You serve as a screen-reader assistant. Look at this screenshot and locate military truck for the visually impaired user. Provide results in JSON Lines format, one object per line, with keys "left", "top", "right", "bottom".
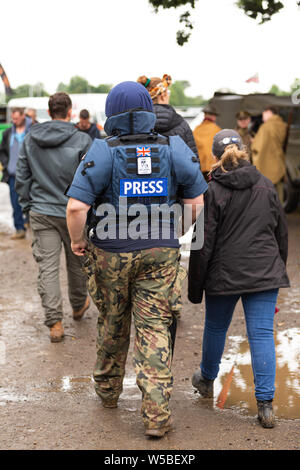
{"left": 204, "top": 93, "right": 300, "bottom": 213}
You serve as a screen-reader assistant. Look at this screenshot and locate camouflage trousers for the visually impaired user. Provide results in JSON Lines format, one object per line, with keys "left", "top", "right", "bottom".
{"left": 82, "top": 244, "right": 186, "bottom": 429}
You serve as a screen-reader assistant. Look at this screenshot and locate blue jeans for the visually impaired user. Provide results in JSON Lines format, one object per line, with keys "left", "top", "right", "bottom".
{"left": 201, "top": 289, "right": 278, "bottom": 401}
{"left": 8, "top": 175, "right": 26, "bottom": 231}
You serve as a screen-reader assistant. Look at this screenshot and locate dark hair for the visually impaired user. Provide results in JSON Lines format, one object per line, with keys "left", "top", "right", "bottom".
{"left": 264, "top": 106, "right": 278, "bottom": 115}
{"left": 11, "top": 107, "right": 25, "bottom": 115}
{"left": 48, "top": 92, "right": 72, "bottom": 119}
{"left": 79, "top": 109, "right": 89, "bottom": 119}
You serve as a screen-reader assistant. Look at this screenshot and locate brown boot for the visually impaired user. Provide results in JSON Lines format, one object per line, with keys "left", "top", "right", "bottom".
{"left": 11, "top": 230, "right": 26, "bottom": 240}
{"left": 73, "top": 297, "right": 90, "bottom": 321}
{"left": 49, "top": 321, "right": 64, "bottom": 343}
{"left": 145, "top": 417, "right": 173, "bottom": 438}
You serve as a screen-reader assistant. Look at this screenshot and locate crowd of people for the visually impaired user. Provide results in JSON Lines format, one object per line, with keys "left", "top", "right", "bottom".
{"left": 0, "top": 75, "right": 290, "bottom": 437}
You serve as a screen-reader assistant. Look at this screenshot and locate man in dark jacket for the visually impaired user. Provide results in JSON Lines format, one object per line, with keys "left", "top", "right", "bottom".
{"left": 76, "top": 109, "right": 101, "bottom": 140}
{"left": 15, "top": 92, "right": 92, "bottom": 343}
{"left": 0, "top": 108, "right": 32, "bottom": 239}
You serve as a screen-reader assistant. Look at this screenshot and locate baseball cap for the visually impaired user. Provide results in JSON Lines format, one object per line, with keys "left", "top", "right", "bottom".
{"left": 212, "top": 129, "right": 243, "bottom": 158}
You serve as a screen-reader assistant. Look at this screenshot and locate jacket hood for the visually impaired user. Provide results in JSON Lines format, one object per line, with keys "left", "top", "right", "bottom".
{"left": 153, "top": 104, "right": 182, "bottom": 132}
{"left": 105, "top": 81, "right": 153, "bottom": 118}
{"left": 104, "top": 109, "right": 156, "bottom": 136}
{"left": 30, "top": 121, "right": 77, "bottom": 148}
{"left": 211, "top": 160, "right": 261, "bottom": 189}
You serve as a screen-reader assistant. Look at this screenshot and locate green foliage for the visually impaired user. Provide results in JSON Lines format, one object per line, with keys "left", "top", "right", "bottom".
{"left": 56, "top": 76, "right": 112, "bottom": 94}
{"left": 237, "top": 1, "right": 300, "bottom": 23}
{"left": 150, "top": 0, "right": 300, "bottom": 44}
{"left": 149, "top": 0, "right": 196, "bottom": 10}
{"left": 268, "top": 84, "right": 289, "bottom": 96}
{"left": 56, "top": 82, "right": 68, "bottom": 93}
{"left": 91, "top": 84, "right": 112, "bottom": 93}
{"left": 11, "top": 82, "right": 49, "bottom": 99}
{"left": 290, "top": 78, "right": 300, "bottom": 93}
{"left": 149, "top": 0, "right": 196, "bottom": 46}
{"left": 236, "top": 0, "right": 284, "bottom": 23}
{"left": 68, "top": 76, "right": 90, "bottom": 94}
{"left": 169, "top": 80, "right": 206, "bottom": 106}
{"left": 268, "top": 78, "right": 300, "bottom": 96}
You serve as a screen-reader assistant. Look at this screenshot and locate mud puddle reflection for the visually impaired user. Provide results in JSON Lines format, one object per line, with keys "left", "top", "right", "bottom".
{"left": 210, "top": 328, "right": 300, "bottom": 419}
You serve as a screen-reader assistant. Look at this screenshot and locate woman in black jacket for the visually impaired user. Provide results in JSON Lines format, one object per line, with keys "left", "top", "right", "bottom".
{"left": 188, "top": 129, "right": 290, "bottom": 428}
{"left": 137, "top": 74, "right": 199, "bottom": 158}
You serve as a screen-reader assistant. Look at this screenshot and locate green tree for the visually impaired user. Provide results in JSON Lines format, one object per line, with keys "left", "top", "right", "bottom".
{"left": 237, "top": 0, "right": 300, "bottom": 23}
{"left": 290, "top": 78, "right": 300, "bottom": 93}
{"left": 91, "top": 84, "right": 113, "bottom": 93}
{"left": 11, "top": 82, "right": 49, "bottom": 99}
{"left": 56, "top": 82, "right": 68, "bottom": 92}
{"left": 149, "top": 0, "right": 196, "bottom": 45}
{"left": 170, "top": 80, "right": 206, "bottom": 106}
{"left": 68, "top": 76, "right": 90, "bottom": 94}
{"left": 56, "top": 77, "right": 112, "bottom": 94}
{"left": 268, "top": 84, "right": 289, "bottom": 96}
{"left": 268, "top": 78, "right": 300, "bottom": 96}
{"left": 149, "top": 0, "right": 300, "bottom": 45}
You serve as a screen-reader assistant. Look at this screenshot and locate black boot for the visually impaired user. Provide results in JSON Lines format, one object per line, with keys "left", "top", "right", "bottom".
{"left": 192, "top": 369, "right": 214, "bottom": 398}
{"left": 257, "top": 400, "right": 275, "bottom": 428}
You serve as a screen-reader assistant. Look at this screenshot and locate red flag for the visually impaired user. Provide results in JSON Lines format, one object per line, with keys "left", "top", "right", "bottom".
{"left": 246, "top": 73, "right": 259, "bottom": 84}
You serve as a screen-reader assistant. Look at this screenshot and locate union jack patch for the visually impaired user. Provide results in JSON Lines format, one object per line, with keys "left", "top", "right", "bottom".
{"left": 136, "top": 146, "right": 151, "bottom": 157}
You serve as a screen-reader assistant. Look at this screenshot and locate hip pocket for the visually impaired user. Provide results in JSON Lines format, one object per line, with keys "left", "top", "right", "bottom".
{"left": 169, "top": 262, "right": 187, "bottom": 318}
{"left": 31, "top": 234, "right": 43, "bottom": 263}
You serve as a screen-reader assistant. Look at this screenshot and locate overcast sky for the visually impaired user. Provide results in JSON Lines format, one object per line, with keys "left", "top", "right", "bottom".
{"left": 1, "top": 0, "right": 299, "bottom": 99}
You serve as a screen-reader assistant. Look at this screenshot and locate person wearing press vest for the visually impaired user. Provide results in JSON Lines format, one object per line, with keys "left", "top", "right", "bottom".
{"left": 188, "top": 129, "right": 289, "bottom": 429}
{"left": 66, "top": 81, "right": 207, "bottom": 437}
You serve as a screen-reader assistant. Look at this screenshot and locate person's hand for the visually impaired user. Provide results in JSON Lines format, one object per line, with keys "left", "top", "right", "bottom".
{"left": 71, "top": 240, "right": 88, "bottom": 256}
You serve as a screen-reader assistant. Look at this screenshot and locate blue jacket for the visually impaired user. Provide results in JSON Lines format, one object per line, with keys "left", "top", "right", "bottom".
{"left": 67, "top": 109, "right": 207, "bottom": 252}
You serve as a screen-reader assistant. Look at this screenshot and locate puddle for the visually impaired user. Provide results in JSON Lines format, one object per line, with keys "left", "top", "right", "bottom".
{"left": 278, "top": 288, "right": 300, "bottom": 315}
{"left": 0, "top": 372, "right": 141, "bottom": 408}
{"left": 193, "top": 328, "right": 300, "bottom": 420}
{"left": 0, "top": 389, "right": 33, "bottom": 406}
{"left": 47, "top": 375, "right": 141, "bottom": 400}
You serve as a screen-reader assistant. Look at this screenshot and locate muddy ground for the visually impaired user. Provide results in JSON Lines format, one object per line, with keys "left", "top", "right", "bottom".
{"left": 0, "top": 190, "right": 299, "bottom": 451}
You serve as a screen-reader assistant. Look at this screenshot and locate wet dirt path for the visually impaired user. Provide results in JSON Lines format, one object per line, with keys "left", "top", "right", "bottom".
{"left": 0, "top": 189, "right": 299, "bottom": 450}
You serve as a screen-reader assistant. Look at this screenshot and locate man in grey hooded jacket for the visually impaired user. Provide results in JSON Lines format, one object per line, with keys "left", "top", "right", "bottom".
{"left": 16, "top": 92, "right": 92, "bottom": 342}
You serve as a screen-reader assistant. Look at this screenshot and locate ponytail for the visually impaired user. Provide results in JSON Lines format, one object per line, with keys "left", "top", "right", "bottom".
{"left": 210, "top": 144, "right": 249, "bottom": 174}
